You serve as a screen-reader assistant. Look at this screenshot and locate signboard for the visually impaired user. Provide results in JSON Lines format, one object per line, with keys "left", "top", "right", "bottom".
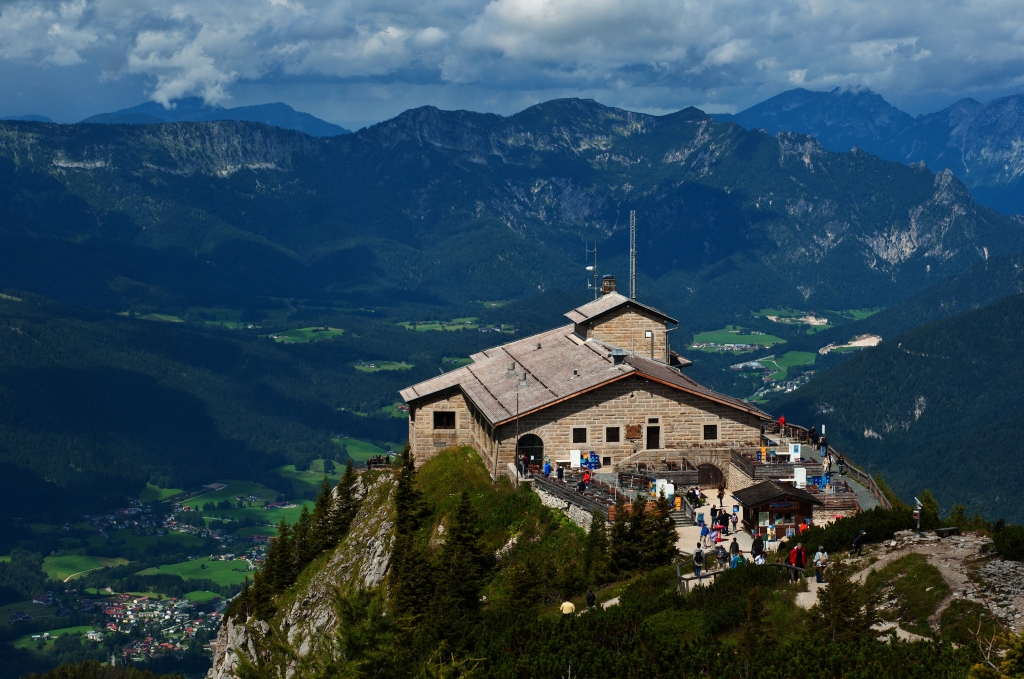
{"left": 569, "top": 450, "right": 581, "bottom": 468}
{"left": 625, "top": 424, "right": 642, "bottom": 440}
{"left": 654, "top": 479, "right": 675, "bottom": 498}
{"left": 789, "top": 443, "right": 801, "bottom": 457}
{"left": 794, "top": 467, "right": 807, "bottom": 489}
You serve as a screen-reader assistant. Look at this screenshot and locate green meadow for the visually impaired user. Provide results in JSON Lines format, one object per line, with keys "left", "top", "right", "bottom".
{"left": 273, "top": 460, "right": 343, "bottom": 497}
{"left": 334, "top": 437, "right": 389, "bottom": 463}
{"left": 13, "top": 626, "right": 96, "bottom": 651}
{"left": 139, "top": 483, "right": 184, "bottom": 503}
{"left": 42, "top": 555, "right": 128, "bottom": 581}
{"left": 266, "top": 327, "right": 345, "bottom": 343}
{"left": 352, "top": 360, "right": 413, "bottom": 373}
{"left": 381, "top": 402, "right": 410, "bottom": 418}
{"left": 758, "top": 351, "right": 816, "bottom": 381}
{"left": 83, "top": 528, "right": 204, "bottom": 552}
{"left": 0, "top": 601, "right": 58, "bottom": 627}
{"left": 692, "top": 326, "right": 785, "bottom": 348}
{"left": 398, "top": 317, "right": 479, "bottom": 332}
{"left": 137, "top": 557, "right": 252, "bottom": 587}
{"left": 180, "top": 480, "right": 311, "bottom": 524}
{"left": 184, "top": 590, "right": 224, "bottom": 603}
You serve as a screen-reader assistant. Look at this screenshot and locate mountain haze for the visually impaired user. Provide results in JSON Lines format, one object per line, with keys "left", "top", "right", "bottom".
{"left": 82, "top": 97, "right": 350, "bottom": 137}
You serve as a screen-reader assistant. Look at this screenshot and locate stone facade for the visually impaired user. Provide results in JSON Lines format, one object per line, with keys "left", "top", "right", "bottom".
{"left": 577, "top": 306, "right": 669, "bottom": 362}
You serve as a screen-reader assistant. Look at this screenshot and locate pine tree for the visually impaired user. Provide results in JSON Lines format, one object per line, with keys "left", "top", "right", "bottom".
{"left": 294, "top": 504, "right": 314, "bottom": 569}
{"left": 389, "top": 445, "right": 433, "bottom": 623}
{"left": 807, "top": 561, "right": 876, "bottom": 643}
{"left": 583, "top": 509, "right": 611, "bottom": 586}
{"left": 609, "top": 493, "right": 635, "bottom": 574}
{"left": 266, "top": 518, "right": 296, "bottom": 592}
{"left": 640, "top": 491, "right": 679, "bottom": 569}
{"left": 310, "top": 476, "right": 335, "bottom": 553}
{"left": 331, "top": 459, "right": 359, "bottom": 541}
{"left": 249, "top": 569, "right": 276, "bottom": 621}
{"left": 427, "top": 491, "right": 489, "bottom": 648}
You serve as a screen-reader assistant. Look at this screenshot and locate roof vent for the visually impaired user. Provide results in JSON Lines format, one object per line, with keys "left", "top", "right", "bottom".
{"left": 572, "top": 368, "right": 579, "bottom": 378}
{"left": 610, "top": 348, "right": 628, "bottom": 365}
{"left": 506, "top": 361, "right": 516, "bottom": 378}
{"left": 537, "top": 342, "right": 542, "bottom": 350}
{"left": 601, "top": 275, "right": 617, "bottom": 296}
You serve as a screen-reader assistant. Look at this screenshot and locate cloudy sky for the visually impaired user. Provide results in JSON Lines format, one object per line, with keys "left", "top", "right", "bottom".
{"left": 2, "top": 0, "right": 1024, "bottom": 129}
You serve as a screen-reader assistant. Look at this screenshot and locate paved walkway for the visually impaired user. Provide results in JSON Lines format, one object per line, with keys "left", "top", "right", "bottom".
{"left": 844, "top": 474, "right": 880, "bottom": 511}
{"left": 674, "top": 488, "right": 760, "bottom": 558}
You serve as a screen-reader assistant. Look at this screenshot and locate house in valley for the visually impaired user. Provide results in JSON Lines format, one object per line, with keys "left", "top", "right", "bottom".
{"left": 400, "top": 276, "right": 772, "bottom": 488}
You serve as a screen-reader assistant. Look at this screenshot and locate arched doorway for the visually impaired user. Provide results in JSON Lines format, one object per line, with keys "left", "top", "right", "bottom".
{"left": 517, "top": 434, "right": 544, "bottom": 466}
{"left": 698, "top": 464, "right": 724, "bottom": 488}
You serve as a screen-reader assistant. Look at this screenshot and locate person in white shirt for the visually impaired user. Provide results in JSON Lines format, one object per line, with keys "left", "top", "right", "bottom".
{"left": 813, "top": 545, "right": 829, "bottom": 583}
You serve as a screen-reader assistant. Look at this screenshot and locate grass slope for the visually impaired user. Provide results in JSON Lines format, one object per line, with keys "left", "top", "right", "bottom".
{"left": 137, "top": 557, "right": 252, "bottom": 586}
{"left": 42, "top": 555, "right": 128, "bottom": 581}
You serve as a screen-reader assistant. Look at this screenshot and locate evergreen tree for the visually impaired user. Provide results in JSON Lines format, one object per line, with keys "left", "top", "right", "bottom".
{"left": 266, "top": 518, "right": 296, "bottom": 592}
{"left": 310, "top": 476, "right": 335, "bottom": 553}
{"left": 389, "top": 446, "right": 433, "bottom": 623}
{"left": 249, "top": 569, "right": 276, "bottom": 621}
{"left": 427, "top": 491, "right": 489, "bottom": 649}
{"left": 640, "top": 491, "right": 678, "bottom": 569}
{"left": 583, "top": 509, "right": 611, "bottom": 586}
{"left": 331, "top": 459, "right": 359, "bottom": 540}
{"left": 608, "top": 493, "right": 635, "bottom": 574}
{"left": 322, "top": 458, "right": 336, "bottom": 474}
{"left": 807, "top": 561, "right": 876, "bottom": 643}
{"left": 294, "top": 504, "right": 314, "bottom": 569}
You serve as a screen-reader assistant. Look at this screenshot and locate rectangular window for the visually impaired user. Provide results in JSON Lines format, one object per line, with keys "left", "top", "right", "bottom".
{"left": 602, "top": 456, "right": 612, "bottom": 466}
{"left": 572, "top": 427, "right": 587, "bottom": 444}
{"left": 648, "top": 417, "right": 659, "bottom": 424}
{"left": 433, "top": 411, "right": 455, "bottom": 429}
{"left": 605, "top": 426, "right": 621, "bottom": 443}
{"left": 703, "top": 424, "right": 719, "bottom": 441}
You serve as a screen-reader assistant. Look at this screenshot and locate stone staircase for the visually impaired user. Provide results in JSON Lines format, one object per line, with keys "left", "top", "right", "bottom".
{"left": 670, "top": 510, "right": 694, "bottom": 527}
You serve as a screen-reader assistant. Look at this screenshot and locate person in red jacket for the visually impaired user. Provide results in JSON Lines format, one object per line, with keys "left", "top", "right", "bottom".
{"left": 778, "top": 415, "right": 786, "bottom": 429}
{"left": 788, "top": 543, "right": 807, "bottom": 582}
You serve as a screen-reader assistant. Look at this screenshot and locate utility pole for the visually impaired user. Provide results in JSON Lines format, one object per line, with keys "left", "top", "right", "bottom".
{"left": 629, "top": 210, "right": 637, "bottom": 300}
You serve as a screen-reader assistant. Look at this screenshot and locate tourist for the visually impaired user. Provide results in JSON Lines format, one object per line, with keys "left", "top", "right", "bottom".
{"left": 729, "top": 537, "right": 740, "bottom": 558}
{"left": 715, "top": 544, "right": 730, "bottom": 569}
{"left": 838, "top": 454, "right": 846, "bottom": 475}
{"left": 693, "top": 543, "right": 705, "bottom": 577}
{"left": 813, "top": 545, "right": 828, "bottom": 583}
{"left": 819, "top": 435, "right": 828, "bottom": 457}
{"left": 710, "top": 504, "right": 719, "bottom": 523}
{"left": 850, "top": 530, "right": 867, "bottom": 557}
{"left": 557, "top": 465, "right": 564, "bottom": 482}
{"left": 730, "top": 512, "right": 738, "bottom": 534}
{"left": 543, "top": 459, "right": 551, "bottom": 477}
{"left": 586, "top": 590, "right": 596, "bottom": 611}
{"left": 778, "top": 415, "right": 786, "bottom": 429}
{"left": 583, "top": 470, "right": 591, "bottom": 485}
{"left": 576, "top": 479, "right": 587, "bottom": 493}
{"left": 809, "top": 426, "right": 818, "bottom": 445}
{"left": 731, "top": 550, "right": 746, "bottom": 568}
{"left": 717, "top": 485, "right": 726, "bottom": 509}
{"left": 560, "top": 600, "right": 575, "bottom": 617}
{"left": 788, "top": 543, "right": 807, "bottom": 581}
{"left": 751, "top": 534, "right": 765, "bottom": 561}
{"left": 700, "top": 522, "right": 710, "bottom": 547}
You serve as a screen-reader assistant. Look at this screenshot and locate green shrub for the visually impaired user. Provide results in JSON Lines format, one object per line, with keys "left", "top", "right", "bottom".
{"left": 779, "top": 507, "right": 915, "bottom": 556}
{"left": 994, "top": 524, "right": 1024, "bottom": 560}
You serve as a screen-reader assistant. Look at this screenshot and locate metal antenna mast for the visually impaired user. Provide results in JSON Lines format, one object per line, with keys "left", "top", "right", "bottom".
{"left": 629, "top": 210, "right": 637, "bottom": 299}
{"left": 585, "top": 242, "right": 598, "bottom": 300}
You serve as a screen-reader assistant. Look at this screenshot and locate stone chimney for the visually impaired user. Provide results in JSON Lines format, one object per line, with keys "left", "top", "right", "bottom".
{"left": 601, "top": 275, "right": 617, "bottom": 296}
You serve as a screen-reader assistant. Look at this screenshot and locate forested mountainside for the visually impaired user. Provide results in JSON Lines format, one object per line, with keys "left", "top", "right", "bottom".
{"left": 772, "top": 291, "right": 1024, "bottom": 523}
{"left": 0, "top": 291, "right": 520, "bottom": 518}
{"left": 718, "top": 87, "right": 1024, "bottom": 216}
{"left": 0, "top": 98, "right": 1019, "bottom": 336}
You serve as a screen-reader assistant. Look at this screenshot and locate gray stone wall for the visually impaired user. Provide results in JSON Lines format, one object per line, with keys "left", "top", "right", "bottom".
{"left": 533, "top": 485, "right": 594, "bottom": 531}
{"left": 579, "top": 307, "right": 669, "bottom": 362}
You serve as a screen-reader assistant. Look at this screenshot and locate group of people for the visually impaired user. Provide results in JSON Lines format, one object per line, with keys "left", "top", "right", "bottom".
{"left": 699, "top": 507, "right": 738, "bottom": 546}
{"left": 784, "top": 543, "right": 830, "bottom": 582}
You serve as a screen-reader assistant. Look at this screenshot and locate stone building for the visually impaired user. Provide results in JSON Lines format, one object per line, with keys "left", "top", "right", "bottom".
{"left": 400, "top": 277, "right": 772, "bottom": 488}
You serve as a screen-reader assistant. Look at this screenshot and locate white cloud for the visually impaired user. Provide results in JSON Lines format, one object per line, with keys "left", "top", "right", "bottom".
{"left": 1, "top": 0, "right": 1024, "bottom": 115}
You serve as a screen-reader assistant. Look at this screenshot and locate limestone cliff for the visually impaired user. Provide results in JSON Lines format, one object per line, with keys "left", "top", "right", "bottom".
{"left": 207, "top": 471, "right": 397, "bottom": 679}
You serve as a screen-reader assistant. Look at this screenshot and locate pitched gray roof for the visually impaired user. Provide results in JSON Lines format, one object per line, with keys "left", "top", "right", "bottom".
{"left": 732, "top": 480, "right": 823, "bottom": 507}
{"left": 400, "top": 325, "right": 770, "bottom": 426}
{"left": 564, "top": 292, "right": 678, "bottom": 325}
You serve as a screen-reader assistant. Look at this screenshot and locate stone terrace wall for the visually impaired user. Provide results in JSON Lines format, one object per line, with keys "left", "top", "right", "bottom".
{"left": 581, "top": 307, "right": 668, "bottom": 362}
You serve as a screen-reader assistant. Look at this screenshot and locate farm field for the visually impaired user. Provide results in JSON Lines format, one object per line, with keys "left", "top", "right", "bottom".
{"left": 692, "top": 326, "right": 785, "bottom": 348}
{"left": 13, "top": 626, "right": 95, "bottom": 651}
{"left": 442, "top": 357, "right": 473, "bottom": 370}
{"left": 0, "top": 554, "right": 8, "bottom": 562}
{"left": 352, "top": 360, "right": 413, "bottom": 373}
{"left": 334, "top": 437, "right": 390, "bottom": 463}
{"left": 180, "top": 481, "right": 277, "bottom": 511}
{"left": 398, "top": 317, "right": 479, "bottom": 332}
{"left": 273, "top": 461, "right": 343, "bottom": 498}
{"left": 84, "top": 528, "right": 204, "bottom": 552}
{"left": 136, "top": 557, "right": 252, "bottom": 587}
{"left": 0, "top": 600, "right": 57, "bottom": 627}
{"left": 42, "top": 555, "right": 128, "bottom": 581}
{"left": 759, "top": 351, "right": 816, "bottom": 381}
{"left": 139, "top": 483, "right": 184, "bottom": 503}
{"left": 266, "top": 327, "right": 344, "bottom": 343}
{"left": 185, "top": 590, "right": 224, "bottom": 603}
{"left": 381, "top": 402, "right": 410, "bottom": 418}
{"left": 236, "top": 525, "right": 277, "bottom": 538}
{"left": 117, "top": 312, "right": 183, "bottom": 323}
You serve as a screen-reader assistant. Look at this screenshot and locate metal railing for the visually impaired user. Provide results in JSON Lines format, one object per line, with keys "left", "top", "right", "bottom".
{"left": 531, "top": 475, "right": 611, "bottom": 519}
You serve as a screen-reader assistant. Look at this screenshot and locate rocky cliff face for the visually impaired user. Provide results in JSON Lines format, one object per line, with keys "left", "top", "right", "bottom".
{"left": 207, "top": 472, "right": 396, "bottom": 679}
